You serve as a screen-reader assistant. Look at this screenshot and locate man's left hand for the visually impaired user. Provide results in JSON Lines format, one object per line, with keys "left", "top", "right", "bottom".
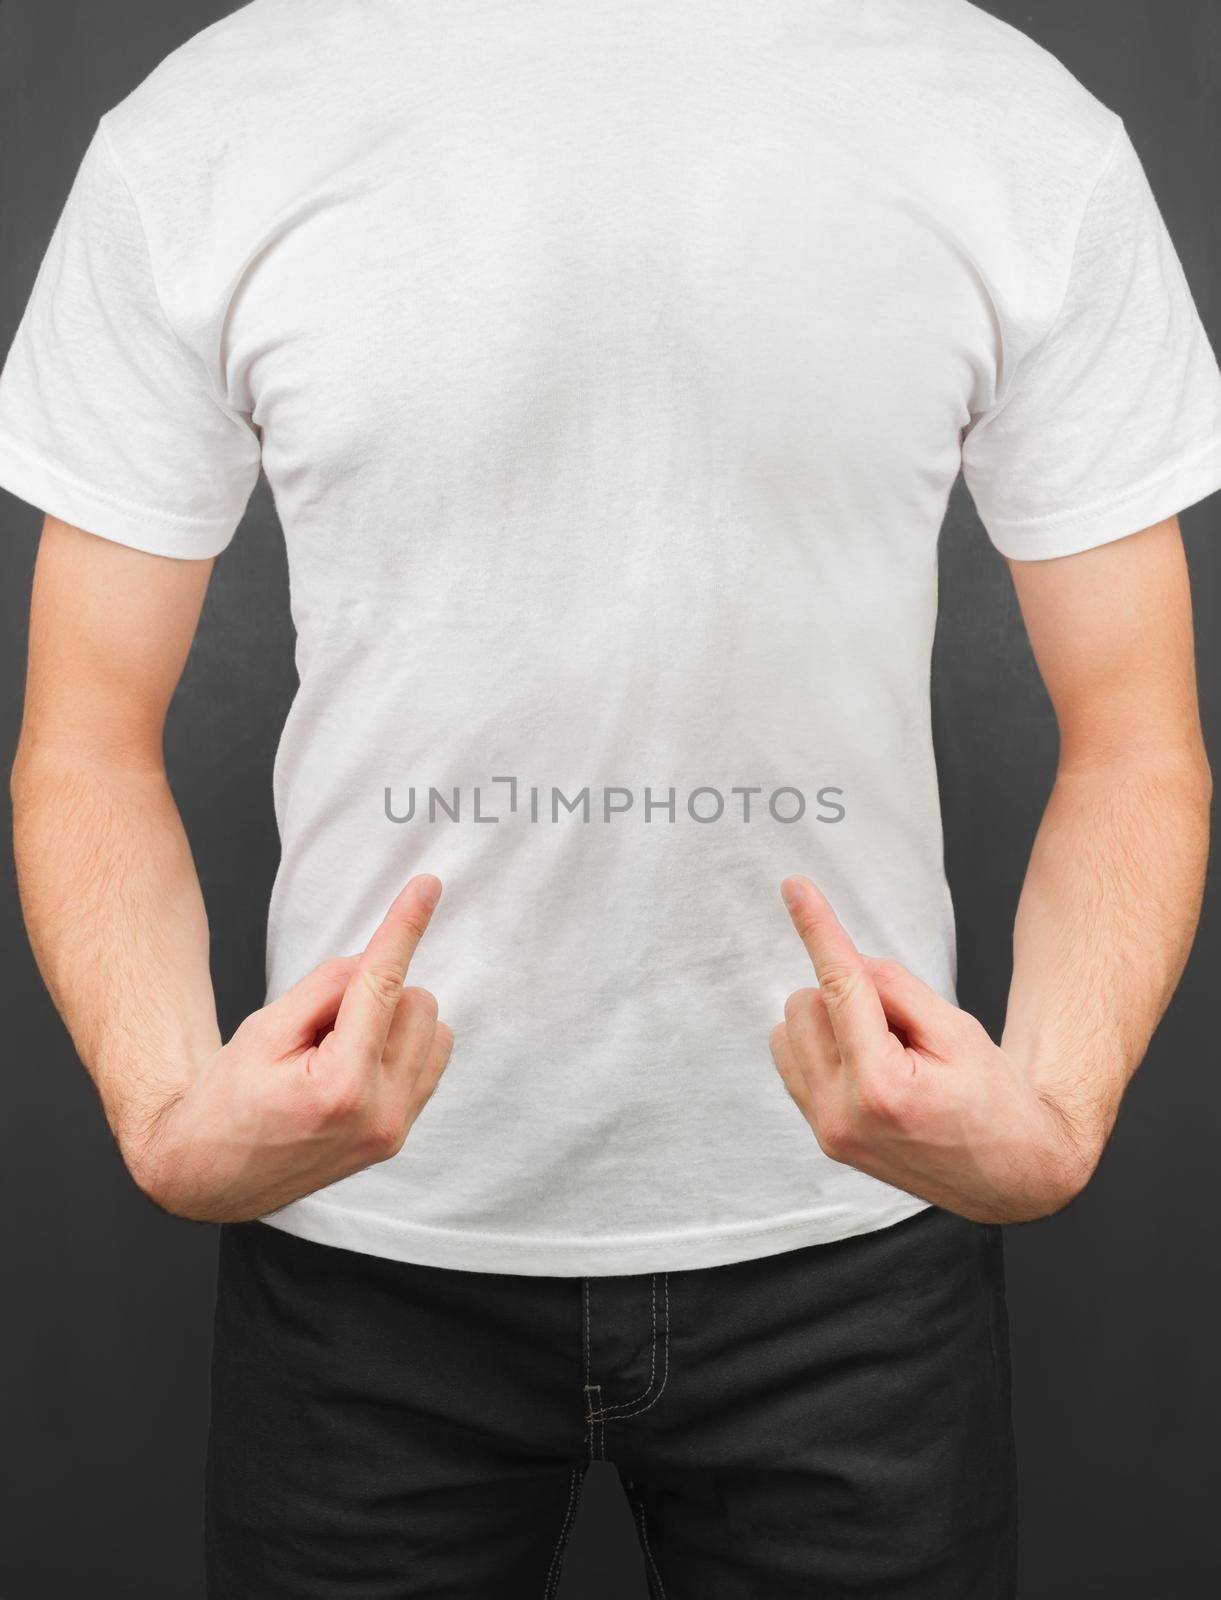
{"left": 769, "top": 876, "right": 1096, "bottom": 1224}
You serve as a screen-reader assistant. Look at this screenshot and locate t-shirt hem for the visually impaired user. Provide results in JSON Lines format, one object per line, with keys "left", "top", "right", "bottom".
{"left": 984, "top": 432, "right": 1221, "bottom": 561}
{"left": 0, "top": 427, "right": 236, "bottom": 558}
{"left": 258, "top": 1190, "right": 934, "bottom": 1277}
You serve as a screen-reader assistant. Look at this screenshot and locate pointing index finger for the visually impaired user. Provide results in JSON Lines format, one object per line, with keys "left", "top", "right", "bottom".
{"left": 335, "top": 874, "right": 442, "bottom": 1058}
{"left": 781, "top": 876, "right": 889, "bottom": 1060}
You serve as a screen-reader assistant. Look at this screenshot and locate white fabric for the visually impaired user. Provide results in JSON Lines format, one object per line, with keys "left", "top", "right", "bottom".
{"left": 2, "top": 0, "right": 1219, "bottom": 1275}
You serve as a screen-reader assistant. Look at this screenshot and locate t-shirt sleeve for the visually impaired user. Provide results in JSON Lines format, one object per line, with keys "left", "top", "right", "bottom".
{"left": 0, "top": 118, "right": 261, "bottom": 558}
{"left": 961, "top": 122, "right": 1221, "bottom": 561}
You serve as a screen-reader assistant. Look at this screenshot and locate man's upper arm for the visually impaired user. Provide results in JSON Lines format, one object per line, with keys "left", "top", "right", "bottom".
{"left": 1006, "top": 516, "right": 1208, "bottom": 775}
{"left": 19, "top": 515, "right": 213, "bottom": 770}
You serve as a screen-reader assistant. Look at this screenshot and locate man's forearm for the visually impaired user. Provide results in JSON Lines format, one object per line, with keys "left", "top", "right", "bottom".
{"left": 11, "top": 743, "right": 220, "bottom": 1174}
{"left": 1001, "top": 746, "right": 1212, "bottom": 1169}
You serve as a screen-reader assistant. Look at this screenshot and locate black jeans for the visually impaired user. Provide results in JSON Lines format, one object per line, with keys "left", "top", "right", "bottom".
{"left": 206, "top": 1207, "right": 1016, "bottom": 1598}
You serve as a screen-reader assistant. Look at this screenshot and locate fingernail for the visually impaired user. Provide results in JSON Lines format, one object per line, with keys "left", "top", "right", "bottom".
{"left": 780, "top": 877, "right": 803, "bottom": 909}
{"left": 416, "top": 874, "right": 442, "bottom": 909}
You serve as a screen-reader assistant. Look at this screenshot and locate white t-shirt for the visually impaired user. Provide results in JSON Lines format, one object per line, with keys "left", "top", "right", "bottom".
{"left": 2, "top": 0, "right": 1220, "bottom": 1276}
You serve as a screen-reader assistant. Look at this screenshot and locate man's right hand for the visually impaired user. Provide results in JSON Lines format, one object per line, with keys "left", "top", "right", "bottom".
{"left": 131, "top": 874, "right": 453, "bottom": 1223}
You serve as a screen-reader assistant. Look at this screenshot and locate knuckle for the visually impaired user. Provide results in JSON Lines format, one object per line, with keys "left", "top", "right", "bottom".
{"left": 783, "top": 988, "right": 818, "bottom": 1022}
{"left": 816, "top": 964, "right": 864, "bottom": 1009}
{"left": 433, "top": 1021, "right": 454, "bottom": 1056}
{"left": 949, "top": 1008, "right": 985, "bottom": 1047}
{"left": 856, "top": 1071, "right": 902, "bottom": 1125}
{"left": 365, "top": 1107, "right": 409, "bottom": 1160}
{"left": 868, "top": 958, "right": 906, "bottom": 988}
{"left": 314, "top": 956, "right": 356, "bottom": 987}
{"left": 400, "top": 986, "right": 438, "bottom": 1021}
{"left": 815, "top": 1112, "right": 855, "bottom": 1162}
{"left": 312, "top": 1072, "right": 367, "bottom": 1126}
{"left": 358, "top": 960, "right": 405, "bottom": 1009}
{"left": 232, "top": 1010, "right": 270, "bottom": 1048}
{"left": 770, "top": 1027, "right": 797, "bottom": 1081}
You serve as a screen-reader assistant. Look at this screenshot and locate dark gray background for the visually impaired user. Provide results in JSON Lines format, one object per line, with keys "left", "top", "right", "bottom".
{"left": 1, "top": 2, "right": 1217, "bottom": 1595}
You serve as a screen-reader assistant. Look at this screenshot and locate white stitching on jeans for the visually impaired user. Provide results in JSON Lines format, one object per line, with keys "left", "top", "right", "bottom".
{"left": 582, "top": 1278, "right": 598, "bottom": 1460}
{"left": 590, "top": 1274, "right": 660, "bottom": 1420}
{"left": 583, "top": 1382, "right": 605, "bottom": 1460}
{"left": 542, "top": 1466, "right": 583, "bottom": 1599}
{"left": 632, "top": 1492, "right": 668, "bottom": 1599}
{"left": 594, "top": 1274, "right": 671, "bottom": 1425}
{"left": 582, "top": 1278, "right": 591, "bottom": 1391}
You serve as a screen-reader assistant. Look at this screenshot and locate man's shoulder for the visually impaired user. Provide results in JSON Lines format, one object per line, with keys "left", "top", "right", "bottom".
{"left": 849, "top": 0, "right": 1122, "bottom": 240}
{"left": 922, "top": 0, "right": 1117, "bottom": 147}
{"left": 91, "top": 0, "right": 375, "bottom": 263}
{"left": 99, "top": 0, "right": 356, "bottom": 179}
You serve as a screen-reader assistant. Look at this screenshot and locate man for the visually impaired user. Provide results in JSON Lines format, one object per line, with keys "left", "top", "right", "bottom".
{"left": 2, "top": 0, "right": 1218, "bottom": 1594}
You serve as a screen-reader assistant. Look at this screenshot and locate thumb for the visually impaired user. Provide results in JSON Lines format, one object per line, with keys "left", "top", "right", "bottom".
{"left": 865, "top": 957, "right": 968, "bottom": 1058}
{"left": 255, "top": 956, "right": 360, "bottom": 1055}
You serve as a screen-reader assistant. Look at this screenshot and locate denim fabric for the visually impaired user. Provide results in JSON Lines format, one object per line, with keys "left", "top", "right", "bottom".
{"left": 206, "top": 1206, "right": 1015, "bottom": 1598}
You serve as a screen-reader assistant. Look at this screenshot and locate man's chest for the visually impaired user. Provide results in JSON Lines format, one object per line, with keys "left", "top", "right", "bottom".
{"left": 218, "top": 151, "right": 990, "bottom": 551}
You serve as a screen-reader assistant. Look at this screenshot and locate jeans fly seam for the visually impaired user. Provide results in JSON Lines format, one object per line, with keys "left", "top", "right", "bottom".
{"left": 589, "top": 1273, "right": 660, "bottom": 1421}
{"left": 597, "top": 1274, "right": 671, "bottom": 1429}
